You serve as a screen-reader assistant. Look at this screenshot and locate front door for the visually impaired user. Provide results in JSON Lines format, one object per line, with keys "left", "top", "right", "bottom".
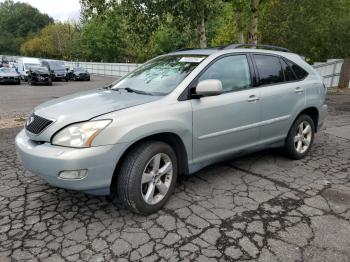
{"left": 191, "top": 54, "right": 261, "bottom": 163}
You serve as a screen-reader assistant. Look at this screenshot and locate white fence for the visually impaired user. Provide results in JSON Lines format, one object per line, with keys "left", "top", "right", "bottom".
{"left": 313, "top": 59, "right": 346, "bottom": 88}
{"left": 65, "top": 61, "right": 141, "bottom": 78}
{"left": 67, "top": 59, "right": 348, "bottom": 88}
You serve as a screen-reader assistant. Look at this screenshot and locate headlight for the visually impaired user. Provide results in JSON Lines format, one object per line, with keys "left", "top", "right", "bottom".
{"left": 52, "top": 120, "right": 111, "bottom": 148}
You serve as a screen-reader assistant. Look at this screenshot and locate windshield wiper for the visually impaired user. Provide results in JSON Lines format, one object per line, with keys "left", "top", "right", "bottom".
{"left": 124, "top": 87, "right": 153, "bottom": 96}
{"left": 103, "top": 83, "right": 114, "bottom": 89}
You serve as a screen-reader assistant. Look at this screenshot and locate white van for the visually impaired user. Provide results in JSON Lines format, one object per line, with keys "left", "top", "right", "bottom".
{"left": 17, "top": 57, "right": 41, "bottom": 81}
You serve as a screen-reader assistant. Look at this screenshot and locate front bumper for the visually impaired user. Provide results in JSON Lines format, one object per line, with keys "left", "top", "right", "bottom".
{"left": 15, "top": 129, "right": 129, "bottom": 195}
{"left": 53, "top": 74, "right": 67, "bottom": 81}
{"left": 75, "top": 74, "right": 90, "bottom": 80}
{"left": 0, "top": 78, "right": 20, "bottom": 83}
{"left": 33, "top": 77, "right": 50, "bottom": 84}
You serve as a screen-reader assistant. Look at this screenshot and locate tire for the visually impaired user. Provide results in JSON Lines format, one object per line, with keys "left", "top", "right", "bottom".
{"left": 17, "top": 79, "right": 21, "bottom": 85}
{"left": 284, "top": 114, "right": 315, "bottom": 160}
{"left": 117, "top": 141, "right": 178, "bottom": 214}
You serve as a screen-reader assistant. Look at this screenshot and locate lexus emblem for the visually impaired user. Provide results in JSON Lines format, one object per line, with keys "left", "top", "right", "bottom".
{"left": 27, "top": 116, "right": 34, "bottom": 126}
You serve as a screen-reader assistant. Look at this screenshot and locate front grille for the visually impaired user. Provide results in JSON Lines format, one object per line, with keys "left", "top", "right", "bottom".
{"left": 25, "top": 114, "right": 53, "bottom": 134}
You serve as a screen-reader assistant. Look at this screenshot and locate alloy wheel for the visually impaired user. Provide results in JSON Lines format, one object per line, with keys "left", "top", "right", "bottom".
{"left": 294, "top": 121, "right": 312, "bottom": 154}
{"left": 141, "top": 153, "right": 173, "bottom": 205}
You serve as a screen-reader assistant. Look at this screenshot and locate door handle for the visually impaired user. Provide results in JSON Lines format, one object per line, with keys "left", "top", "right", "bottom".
{"left": 247, "top": 95, "right": 260, "bottom": 102}
{"left": 295, "top": 87, "right": 304, "bottom": 93}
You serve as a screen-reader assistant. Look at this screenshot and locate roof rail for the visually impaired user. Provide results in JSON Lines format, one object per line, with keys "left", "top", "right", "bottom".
{"left": 174, "top": 48, "right": 198, "bottom": 52}
{"left": 220, "top": 44, "right": 291, "bottom": 53}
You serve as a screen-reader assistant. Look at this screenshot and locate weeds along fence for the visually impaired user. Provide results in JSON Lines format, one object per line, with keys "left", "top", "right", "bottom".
{"left": 66, "top": 59, "right": 348, "bottom": 88}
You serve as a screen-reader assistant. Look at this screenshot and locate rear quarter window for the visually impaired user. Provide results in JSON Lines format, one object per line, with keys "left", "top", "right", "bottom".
{"left": 286, "top": 60, "right": 308, "bottom": 80}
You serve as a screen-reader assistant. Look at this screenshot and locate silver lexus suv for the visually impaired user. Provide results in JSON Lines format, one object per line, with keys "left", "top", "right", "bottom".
{"left": 16, "top": 44, "right": 327, "bottom": 214}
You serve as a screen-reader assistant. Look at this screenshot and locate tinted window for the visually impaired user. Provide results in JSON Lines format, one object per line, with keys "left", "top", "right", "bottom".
{"left": 198, "top": 55, "right": 251, "bottom": 92}
{"left": 254, "top": 55, "right": 284, "bottom": 85}
{"left": 286, "top": 60, "right": 308, "bottom": 80}
{"left": 280, "top": 59, "right": 296, "bottom": 81}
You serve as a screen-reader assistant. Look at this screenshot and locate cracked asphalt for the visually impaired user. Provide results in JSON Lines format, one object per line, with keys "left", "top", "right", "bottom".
{"left": 0, "top": 83, "right": 350, "bottom": 261}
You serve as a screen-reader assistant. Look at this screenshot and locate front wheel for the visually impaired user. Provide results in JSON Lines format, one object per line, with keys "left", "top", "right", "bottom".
{"left": 284, "top": 114, "right": 315, "bottom": 160}
{"left": 117, "top": 141, "right": 178, "bottom": 214}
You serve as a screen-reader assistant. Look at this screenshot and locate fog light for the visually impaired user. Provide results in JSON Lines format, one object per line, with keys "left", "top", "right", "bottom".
{"left": 58, "top": 169, "right": 88, "bottom": 180}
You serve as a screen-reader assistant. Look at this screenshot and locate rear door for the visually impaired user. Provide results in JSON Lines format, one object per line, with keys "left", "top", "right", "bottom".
{"left": 191, "top": 54, "right": 261, "bottom": 163}
{"left": 253, "top": 54, "right": 306, "bottom": 143}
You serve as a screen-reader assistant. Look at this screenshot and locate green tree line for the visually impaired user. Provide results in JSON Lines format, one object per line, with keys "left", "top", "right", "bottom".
{"left": 1, "top": 0, "right": 349, "bottom": 63}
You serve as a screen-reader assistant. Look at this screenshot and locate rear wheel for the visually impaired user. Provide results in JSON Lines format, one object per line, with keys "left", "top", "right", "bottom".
{"left": 284, "top": 114, "right": 315, "bottom": 159}
{"left": 117, "top": 141, "right": 177, "bottom": 214}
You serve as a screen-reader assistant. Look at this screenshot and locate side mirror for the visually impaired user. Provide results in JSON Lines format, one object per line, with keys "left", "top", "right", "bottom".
{"left": 195, "top": 79, "right": 223, "bottom": 97}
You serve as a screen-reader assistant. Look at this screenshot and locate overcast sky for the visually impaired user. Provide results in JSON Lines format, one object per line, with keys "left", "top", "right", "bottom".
{"left": 1, "top": 0, "right": 81, "bottom": 21}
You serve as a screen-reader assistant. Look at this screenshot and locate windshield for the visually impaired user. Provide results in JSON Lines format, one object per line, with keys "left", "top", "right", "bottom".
{"left": 111, "top": 55, "right": 207, "bottom": 95}
{"left": 24, "top": 63, "right": 40, "bottom": 70}
{"left": 74, "top": 67, "right": 86, "bottom": 73}
{"left": 48, "top": 61, "right": 65, "bottom": 70}
{"left": 0, "top": 67, "right": 16, "bottom": 73}
{"left": 31, "top": 67, "right": 49, "bottom": 74}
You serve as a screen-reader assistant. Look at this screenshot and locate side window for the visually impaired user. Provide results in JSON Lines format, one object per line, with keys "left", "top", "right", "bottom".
{"left": 286, "top": 60, "right": 308, "bottom": 80}
{"left": 280, "top": 58, "right": 296, "bottom": 81}
{"left": 198, "top": 55, "right": 251, "bottom": 92}
{"left": 254, "top": 54, "right": 284, "bottom": 85}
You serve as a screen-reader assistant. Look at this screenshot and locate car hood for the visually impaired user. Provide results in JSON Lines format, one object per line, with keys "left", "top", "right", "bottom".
{"left": 35, "top": 88, "right": 161, "bottom": 122}
{"left": 29, "top": 88, "right": 162, "bottom": 141}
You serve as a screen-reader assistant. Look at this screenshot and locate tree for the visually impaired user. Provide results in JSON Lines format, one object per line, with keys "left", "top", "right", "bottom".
{"left": 76, "top": 10, "right": 125, "bottom": 62}
{"left": 21, "top": 23, "right": 77, "bottom": 60}
{"left": 259, "top": 0, "right": 350, "bottom": 62}
{"left": 339, "top": 59, "right": 350, "bottom": 89}
{"left": 209, "top": 3, "right": 239, "bottom": 46}
{"left": 247, "top": 0, "right": 259, "bottom": 44}
{"left": 234, "top": 0, "right": 246, "bottom": 44}
{"left": 0, "top": 0, "right": 53, "bottom": 55}
{"left": 119, "top": 0, "right": 222, "bottom": 48}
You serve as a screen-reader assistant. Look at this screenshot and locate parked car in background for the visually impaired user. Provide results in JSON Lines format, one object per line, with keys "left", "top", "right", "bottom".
{"left": 0, "top": 67, "right": 20, "bottom": 84}
{"left": 28, "top": 66, "right": 52, "bottom": 86}
{"left": 16, "top": 44, "right": 327, "bottom": 214}
{"left": 41, "top": 59, "right": 68, "bottom": 82}
{"left": 68, "top": 67, "right": 91, "bottom": 81}
{"left": 18, "top": 57, "right": 41, "bottom": 81}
